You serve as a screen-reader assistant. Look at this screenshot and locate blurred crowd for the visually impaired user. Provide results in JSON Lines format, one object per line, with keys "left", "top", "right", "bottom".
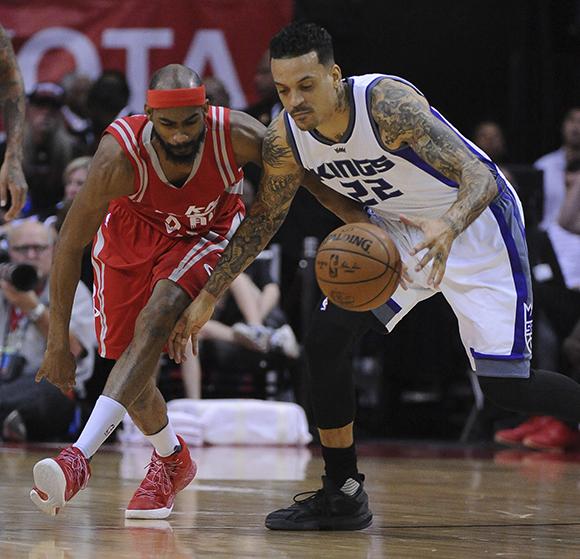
{"left": 0, "top": 50, "right": 579, "bottom": 453}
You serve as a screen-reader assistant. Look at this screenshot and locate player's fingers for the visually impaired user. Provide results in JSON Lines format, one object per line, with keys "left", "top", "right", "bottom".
{"left": 191, "top": 334, "right": 199, "bottom": 357}
{"left": 168, "top": 319, "right": 186, "bottom": 361}
{"left": 433, "top": 259, "right": 448, "bottom": 289}
{"left": 409, "top": 238, "right": 431, "bottom": 256}
{"left": 399, "top": 214, "right": 422, "bottom": 229}
{"left": 176, "top": 328, "right": 191, "bottom": 363}
{"left": 167, "top": 336, "right": 175, "bottom": 361}
{"left": 427, "top": 261, "right": 438, "bottom": 286}
{"left": 415, "top": 247, "right": 436, "bottom": 271}
{"left": 427, "top": 252, "right": 448, "bottom": 287}
{"left": 35, "top": 369, "right": 45, "bottom": 383}
{"left": 172, "top": 336, "right": 184, "bottom": 364}
{"left": 5, "top": 185, "right": 23, "bottom": 220}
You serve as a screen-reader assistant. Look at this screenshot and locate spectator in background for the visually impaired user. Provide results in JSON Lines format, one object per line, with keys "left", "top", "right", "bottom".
{"left": 86, "top": 70, "right": 130, "bottom": 153}
{"left": 0, "top": 220, "right": 95, "bottom": 442}
{"left": 536, "top": 107, "right": 580, "bottom": 230}
{"left": 558, "top": 164, "right": 580, "bottom": 382}
{"left": 246, "top": 50, "right": 282, "bottom": 126}
{"left": 62, "top": 155, "right": 92, "bottom": 203}
{"left": 204, "top": 76, "right": 231, "bottom": 107}
{"left": 13, "top": 83, "right": 84, "bottom": 214}
{"left": 558, "top": 159, "right": 580, "bottom": 236}
{"left": 473, "top": 120, "right": 508, "bottom": 163}
{"left": 473, "top": 120, "right": 516, "bottom": 185}
{"left": 60, "top": 72, "right": 94, "bottom": 149}
{"left": 52, "top": 156, "right": 93, "bottom": 290}
{"left": 495, "top": 113, "right": 580, "bottom": 451}
{"left": 0, "top": 24, "right": 28, "bottom": 220}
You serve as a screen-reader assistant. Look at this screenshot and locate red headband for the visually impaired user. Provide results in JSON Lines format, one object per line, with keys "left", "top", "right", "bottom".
{"left": 146, "top": 86, "right": 206, "bottom": 108}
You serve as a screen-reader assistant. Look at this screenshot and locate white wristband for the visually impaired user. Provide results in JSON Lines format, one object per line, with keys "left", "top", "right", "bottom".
{"left": 28, "top": 302, "right": 46, "bottom": 322}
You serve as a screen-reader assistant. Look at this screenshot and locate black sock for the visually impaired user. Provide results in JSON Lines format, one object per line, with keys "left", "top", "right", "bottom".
{"left": 321, "top": 443, "right": 360, "bottom": 488}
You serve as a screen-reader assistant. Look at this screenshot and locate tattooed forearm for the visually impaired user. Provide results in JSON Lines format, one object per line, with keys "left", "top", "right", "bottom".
{"left": 204, "top": 115, "right": 303, "bottom": 298}
{"left": 372, "top": 79, "right": 497, "bottom": 236}
{"left": 204, "top": 172, "right": 301, "bottom": 298}
{"left": 440, "top": 160, "right": 496, "bottom": 235}
{"left": 263, "top": 122, "right": 292, "bottom": 168}
{"left": 0, "top": 26, "right": 25, "bottom": 160}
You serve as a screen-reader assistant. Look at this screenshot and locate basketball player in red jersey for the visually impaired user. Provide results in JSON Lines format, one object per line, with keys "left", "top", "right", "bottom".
{"left": 29, "top": 64, "right": 267, "bottom": 519}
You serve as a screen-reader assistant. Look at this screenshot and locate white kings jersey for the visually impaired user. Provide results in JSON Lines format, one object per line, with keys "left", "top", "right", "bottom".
{"left": 284, "top": 74, "right": 509, "bottom": 222}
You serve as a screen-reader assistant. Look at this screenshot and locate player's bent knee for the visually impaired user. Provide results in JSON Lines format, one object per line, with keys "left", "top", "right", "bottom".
{"left": 475, "top": 359, "right": 532, "bottom": 409}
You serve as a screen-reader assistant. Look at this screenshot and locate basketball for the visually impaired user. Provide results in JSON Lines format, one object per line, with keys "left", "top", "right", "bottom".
{"left": 315, "top": 222, "right": 402, "bottom": 311}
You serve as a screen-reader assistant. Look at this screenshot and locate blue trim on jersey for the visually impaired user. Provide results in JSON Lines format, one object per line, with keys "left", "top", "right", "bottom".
{"left": 308, "top": 78, "right": 356, "bottom": 145}
{"left": 499, "top": 183, "right": 526, "bottom": 237}
{"left": 391, "top": 146, "right": 459, "bottom": 187}
{"left": 471, "top": 349, "right": 527, "bottom": 360}
{"left": 386, "top": 298, "right": 402, "bottom": 313}
{"left": 489, "top": 200, "right": 530, "bottom": 358}
{"left": 283, "top": 112, "right": 304, "bottom": 169}
{"left": 364, "top": 77, "right": 458, "bottom": 189}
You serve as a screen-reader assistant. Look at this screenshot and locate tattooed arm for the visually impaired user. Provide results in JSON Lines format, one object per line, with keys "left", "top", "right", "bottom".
{"left": 0, "top": 24, "right": 27, "bottom": 218}
{"left": 168, "top": 113, "right": 304, "bottom": 362}
{"left": 371, "top": 78, "right": 497, "bottom": 286}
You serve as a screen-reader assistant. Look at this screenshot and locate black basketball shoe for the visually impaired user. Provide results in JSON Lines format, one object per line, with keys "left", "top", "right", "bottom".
{"left": 265, "top": 475, "right": 372, "bottom": 531}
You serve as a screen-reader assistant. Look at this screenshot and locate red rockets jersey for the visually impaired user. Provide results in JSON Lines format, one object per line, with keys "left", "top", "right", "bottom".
{"left": 104, "top": 107, "right": 245, "bottom": 238}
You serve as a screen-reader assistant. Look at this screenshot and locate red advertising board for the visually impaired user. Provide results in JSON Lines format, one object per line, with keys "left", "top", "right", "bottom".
{"left": 0, "top": 0, "right": 292, "bottom": 110}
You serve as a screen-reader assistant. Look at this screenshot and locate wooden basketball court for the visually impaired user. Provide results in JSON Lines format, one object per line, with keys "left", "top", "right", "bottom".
{"left": 1, "top": 441, "right": 579, "bottom": 558}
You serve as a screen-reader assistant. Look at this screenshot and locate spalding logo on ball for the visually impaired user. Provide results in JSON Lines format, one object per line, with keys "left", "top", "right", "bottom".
{"left": 315, "top": 222, "right": 402, "bottom": 311}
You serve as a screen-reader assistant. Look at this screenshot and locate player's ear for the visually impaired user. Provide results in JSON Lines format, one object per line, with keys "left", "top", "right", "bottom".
{"left": 145, "top": 105, "right": 154, "bottom": 121}
{"left": 202, "top": 100, "right": 210, "bottom": 115}
{"left": 331, "top": 64, "right": 342, "bottom": 87}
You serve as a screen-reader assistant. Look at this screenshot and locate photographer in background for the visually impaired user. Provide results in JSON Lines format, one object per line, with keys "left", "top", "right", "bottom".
{"left": 0, "top": 220, "right": 95, "bottom": 441}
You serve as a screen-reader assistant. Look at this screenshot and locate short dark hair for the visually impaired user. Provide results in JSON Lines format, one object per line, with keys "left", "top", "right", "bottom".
{"left": 87, "top": 70, "right": 130, "bottom": 113}
{"left": 149, "top": 64, "right": 202, "bottom": 90}
{"left": 270, "top": 22, "right": 334, "bottom": 66}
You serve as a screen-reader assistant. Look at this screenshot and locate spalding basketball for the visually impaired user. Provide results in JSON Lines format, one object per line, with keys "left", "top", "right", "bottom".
{"left": 315, "top": 222, "right": 402, "bottom": 312}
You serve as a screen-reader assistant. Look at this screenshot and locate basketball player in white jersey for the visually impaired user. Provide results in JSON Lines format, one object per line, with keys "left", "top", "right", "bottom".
{"left": 169, "top": 22, "right": 580, "bottom": 530}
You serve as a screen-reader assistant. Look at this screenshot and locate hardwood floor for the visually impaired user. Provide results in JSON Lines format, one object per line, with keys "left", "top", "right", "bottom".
{"left": 1, "top": 442, "right": 579, "bottom": 558}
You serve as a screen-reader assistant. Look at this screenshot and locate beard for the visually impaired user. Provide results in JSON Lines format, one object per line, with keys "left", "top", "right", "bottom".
{"left": 152, "top": 127, "right": 206, "bottom": 164}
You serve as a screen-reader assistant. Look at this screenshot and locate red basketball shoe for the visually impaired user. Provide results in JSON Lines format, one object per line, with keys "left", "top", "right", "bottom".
{"left": 523, "top": 419, "right": 580, "bottom": 451}
{"left": 494, "top": 416, "right": 555, "bottom": 446}
{"left": 125, "top": 435, "right": 197, "bottom": 519}
{"left": 30, "top": 446, "right": 91, "bottom": 516}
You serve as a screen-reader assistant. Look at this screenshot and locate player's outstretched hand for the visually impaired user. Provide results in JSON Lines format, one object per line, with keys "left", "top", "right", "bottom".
{"left": 168, "top": 290, "right": 216, "bottom": 364}
{"left": 0, "top": 158, "right": 28, "bottom": 220}
{"left": 399, "top": 214, "right": 455, "bottom": 288}
{"left": 35, "top": 347, "right": 77, "bottom": 394}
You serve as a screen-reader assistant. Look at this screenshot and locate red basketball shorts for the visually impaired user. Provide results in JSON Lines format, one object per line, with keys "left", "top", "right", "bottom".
{"left": 91, "top": 205, "right": 239, "bottom": 359}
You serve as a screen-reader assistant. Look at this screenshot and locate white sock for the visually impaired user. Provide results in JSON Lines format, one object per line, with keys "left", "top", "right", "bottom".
{"left": 145, "top": 421, "right": 180, "bottom": 457}
{"left": 74, "top": 395, "right": 127, "bottom": 458}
